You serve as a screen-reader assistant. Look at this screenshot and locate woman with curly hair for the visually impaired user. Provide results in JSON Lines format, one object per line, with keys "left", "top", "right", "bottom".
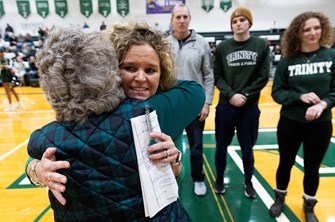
{"left": 25, "top": 23, "right": 205, "bottom": 221}
{"left": 270, "top": 12, "right": 335, "bottom": 222}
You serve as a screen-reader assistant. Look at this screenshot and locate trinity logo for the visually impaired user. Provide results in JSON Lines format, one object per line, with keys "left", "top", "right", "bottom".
{"left": 226, "top": 50, "right": 258, "bottom": 66}
{"left": 288, "top": 61, "right": 333, "bottom": 76}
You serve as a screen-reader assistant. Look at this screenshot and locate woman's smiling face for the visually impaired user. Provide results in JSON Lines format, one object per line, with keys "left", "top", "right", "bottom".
{"left": 120, "top": 44, "right": 161, "bottom": 100}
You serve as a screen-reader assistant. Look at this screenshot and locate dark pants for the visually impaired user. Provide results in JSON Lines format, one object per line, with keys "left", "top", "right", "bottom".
{"left": 276, "top": 116, "right": 332, "bottom": 196}
{"left": 215, "top": 104, "right": 260, "bottom": 182}
{"left": 185, "top": 116, "right": 205, "bottom": 182}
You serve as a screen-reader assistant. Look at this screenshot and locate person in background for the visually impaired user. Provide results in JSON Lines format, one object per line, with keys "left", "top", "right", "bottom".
{"left": 100, "top": 21, "right": 107, "bottom": 31}
{"left": 0, "top": 36, "right": 5, "bottom": 51}
{"left": 83, "top": 22, "right": 90, "bottom": 29}
{"left": 13, "top": 54, "right": 27, "bottom": 84}
{"left": 0, "top": 49, "right": 20, "bottom": 111}
{"left": 8, "top": 32, "right": 18, "bottom": 53}
{"left": 270, "top": 11, "right": 335, "bottom": 222}
{"left": 38, "top": 27, "right": 47, "bottom": 43}
{"left": 4, "top": 23, "right": 14, "bottom": 41}
{"left": 24, "top": 33, "right": 34, "bottom": 48}
{"left": 213, "top": 6, "right": 269, "bottom": 198}
{"left": 271, "top": 44, "right": 282, "bottom": 67}
{"left": 167, "top": 3, "right": 214, "bottom": 197}
{"left": 16, "top": 33, "right": 25, "bottom": 51}
{"left": 25, "top": 22, "right": 205, "bottom": 221}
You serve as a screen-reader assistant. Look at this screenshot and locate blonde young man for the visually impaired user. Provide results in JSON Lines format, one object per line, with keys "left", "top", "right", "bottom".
{"left": 213, "top": 7, "right": 270, "bottom": 198}
{"left": 167, "top": 3, "right": 214, "bottom": 196}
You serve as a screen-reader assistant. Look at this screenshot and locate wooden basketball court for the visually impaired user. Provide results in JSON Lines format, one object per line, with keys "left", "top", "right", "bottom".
{"left": 1, "top": 81, "right": 334, "bottom": 221}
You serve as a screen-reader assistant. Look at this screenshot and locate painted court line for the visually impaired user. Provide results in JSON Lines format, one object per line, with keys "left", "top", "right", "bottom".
{"left": 0, "top": 139, "right": 28, "bottom": 161}
{"left": 228, "top": 146, "right": 290, "bottom": 222}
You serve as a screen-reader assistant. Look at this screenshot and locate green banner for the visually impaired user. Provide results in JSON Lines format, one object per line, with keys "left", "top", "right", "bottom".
{"left": 80, "top": 0, "right": 93, "bottom": 18}
{"left": 36, "top": 0, "right": 49, "bottom": 18}
{"left": 16, "top": 0, "right": 30, "bottom": 18}
{"left": 98, "top": 0, "right": 111, "bottom": 17}
{"left": 202, "top": 0, "right": 214, "bottom": 12}
{"left": 0, "top": 0, "right": 4, "bottom": 17}
{"left": 55, "top": 0, "right": 68, "bottom": 18}
{"left": 220, "top": 0, "right": 232, "bottom": 12}
{"left": 116, "top": 0, "right": 129, "bottom": 17}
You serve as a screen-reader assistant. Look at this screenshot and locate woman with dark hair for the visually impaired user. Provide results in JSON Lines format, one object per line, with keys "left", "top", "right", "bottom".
{"left": 270, "top": 11, "right": 335, "bottom": 222}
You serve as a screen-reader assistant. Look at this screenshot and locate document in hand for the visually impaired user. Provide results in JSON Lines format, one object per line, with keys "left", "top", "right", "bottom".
{"left": 131, "top": 110, "right": 179, "bottom": 218}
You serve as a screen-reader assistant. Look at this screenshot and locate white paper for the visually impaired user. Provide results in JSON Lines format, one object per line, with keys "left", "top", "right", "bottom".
{"left": 131, "top": 110, "right": 178, "bottom": 218}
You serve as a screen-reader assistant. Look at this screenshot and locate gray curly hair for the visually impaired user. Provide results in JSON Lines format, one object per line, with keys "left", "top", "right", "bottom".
{"left": 36, "top": 27, "right": 126, "bottom": 123}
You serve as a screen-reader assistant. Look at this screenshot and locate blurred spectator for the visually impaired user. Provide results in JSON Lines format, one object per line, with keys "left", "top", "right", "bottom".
{"left": 24, "top": 55, "right": 38, "bottom": 86}
{"left": 21, "top": 43, "right": 36, "bottom": 61}
{"left": 0, "top": 48, "right": 20, "bottom": 111}
{"left": 83, "top": 22, "right": 90, "bottom": 29}
{"left": 38, "top": 27, "right": 47, "bottom": 42}
{"left": 13, "top": 54, "right": 27, "bottom": 85}
{"left": 28, "top": 55, "right": 38, "bottom": 75}
{"left": 0, "top": 37, "right": 5, "bottom": 51}
{"left": 4, "top": 24, "right": 14, "bottom": 41}
{"left": 8, "top": 32, "right": 18, "bottom": 52}
{"left": 209, "top": 42, "right": 216, "bottom": 63}
{"left": 24, "top": 33, "right": 34, "bottom": 48}
{"left": 271, "top": 44, "right": 282, "bottom": 66}
{"left": 100, "top": 21, "right": 107, "bottom": 31}
{"left": 270, "top": 20, "right": 278, "bottom": 33}
{"left": 16, "top": 33, "right": 25, "bottom": 51}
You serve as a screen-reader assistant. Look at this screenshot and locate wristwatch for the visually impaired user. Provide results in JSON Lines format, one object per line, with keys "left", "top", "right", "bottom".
{"left": 171, "top": 150, "right": 182, "bottom": 166}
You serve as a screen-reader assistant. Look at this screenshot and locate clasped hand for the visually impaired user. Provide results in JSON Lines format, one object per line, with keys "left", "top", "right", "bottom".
{"left": 300, "top": 92, "right": 326, "bottom": 121}
{"left": 229, "top": 93, "right": 247, "bottom": 107}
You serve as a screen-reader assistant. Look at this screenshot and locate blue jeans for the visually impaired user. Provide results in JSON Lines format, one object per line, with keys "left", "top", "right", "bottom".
{"left": 185, "top": 116, "right": 205, "bottom": 182}
{"left": 215, "top": 104, "right": 260, "bottom": 182}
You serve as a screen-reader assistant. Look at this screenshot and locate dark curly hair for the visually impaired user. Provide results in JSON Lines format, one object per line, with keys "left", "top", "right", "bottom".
{"left": 281, "top": 11, "right": 334, "bottom": 58}
{"left": 36, "top": 27, "right": 126, "bottom": 123}
{"left": 106, "top": 21, "right": 177, "bottom": 92}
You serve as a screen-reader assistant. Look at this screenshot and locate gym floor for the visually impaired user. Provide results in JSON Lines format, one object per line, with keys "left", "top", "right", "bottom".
{"left": 1, "top": 81, "right": 334, "bottom": 221}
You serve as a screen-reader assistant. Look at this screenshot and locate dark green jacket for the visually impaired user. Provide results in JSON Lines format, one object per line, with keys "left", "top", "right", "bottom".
{"left": 214, "top": 36, "right": 270, "bottom": 105}
{"left": 27, "top": 80, "right": 204, "bottom": 221}
{"left": 272, "top": 47, "right": 335, "bottom": 123}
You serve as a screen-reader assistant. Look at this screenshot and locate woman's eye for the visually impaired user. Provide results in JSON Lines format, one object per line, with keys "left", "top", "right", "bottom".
{"left": 123, "top": 66, "right": 135, "bottom": 72}
{"left": 146, "top": 68, "right": 156, "bottom": 74}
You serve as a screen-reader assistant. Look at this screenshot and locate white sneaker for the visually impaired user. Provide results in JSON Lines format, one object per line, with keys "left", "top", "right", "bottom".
{"left": 4, "top": 104, "right": 14, "bottom": 112}
{"left": 194, "top": 181, "right": 207, "bottom": 196}
{"left": 16, "top": 102, "right": 21, "bottom": 108}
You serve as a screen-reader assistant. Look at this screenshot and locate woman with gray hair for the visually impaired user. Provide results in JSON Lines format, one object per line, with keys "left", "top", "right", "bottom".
{"left": 36, "top": 27, "right": 125, "bottom": 123}
{"left": 26, "top": 23, "right": 204, "bottom": 221}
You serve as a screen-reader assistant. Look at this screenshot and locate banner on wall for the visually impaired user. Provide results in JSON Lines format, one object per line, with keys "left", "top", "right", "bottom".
{"left": 220, "top": 0, "right": 232, "bottom": 12}
{"left": 36, "top": 0, "right": 49, "bottom": 18}
{"left": 202, "top": 0, "right": 214, "bottom": 12}
{"left": 55, "top": 0, "right": 68, "bottom": 18}
{"left": 116, "top": 0, "right": 129, "bottom": 17}
{"left": 80, "top": 0, "right": 93, "bottom": 18}
{"left": 146, "top": 0, "right": 185, "bottom": 14}
{"left": 0, "top": 0, "right": 4, "bottom": 18}
{"left": 98, "top": 0, "right": 111, "bottom": 17}
{"left": 16, "top": 0, "right": 30, "bottom": 18}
